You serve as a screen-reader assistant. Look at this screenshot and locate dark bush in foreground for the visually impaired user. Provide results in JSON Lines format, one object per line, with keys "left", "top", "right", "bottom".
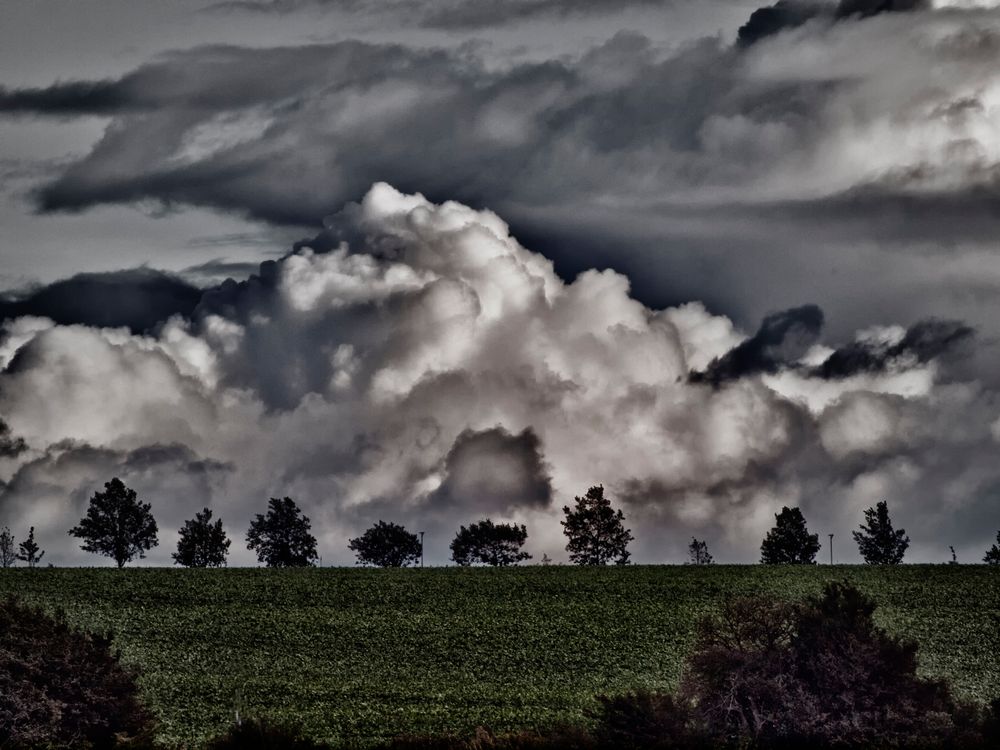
{"left": 204, "top": 718, "right": 332, "bottom": 750}
{"left": 381, "top": 583, "right": 998, "bottom": 750}
{"left": 0, "top": 596, "right": 154, "bottom": 749}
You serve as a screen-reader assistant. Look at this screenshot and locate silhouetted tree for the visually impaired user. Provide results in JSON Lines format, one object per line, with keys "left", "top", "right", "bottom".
{"left": 15, "top": 527, "right": 43, "bottom": 568}
{"left": 174, "top": 508, "right": 230, "bottom": 568}
{"left": 68, "top": 478, "right": 158, "bottom": 568}
{"left": 0, "top": 526, "right": 14, "bottom": 568}
{"left": 853, "top": 500, "right": 909, "bottom": 564}
{"left": 349, "top": 521, "right": 421, "bottom": 567}
{"left": 0, "top": 596, "right": 155, "bottom": 748}
{"left": 687, "top": 538, "right": 713, "bottom": 565}
{"left": 246, "top": 497, "right": 317, "bottom": 567}
{"left": 985, "top": 531, "right": 1000, "bottom": 565}
{"left": 561, "top": 485, "right": 633, "bottom": 566}
{"left": 760, "top": 506, "right": 820, "bottom": 564}
{"left": 450, "top": 519, "right": 532, "bottom": 566}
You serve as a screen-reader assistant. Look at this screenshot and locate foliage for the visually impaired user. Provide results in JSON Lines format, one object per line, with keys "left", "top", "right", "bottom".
{"left": 0, "top": 526, "right": 14, "bottom": 567}
{"left": 561, "top": 485, "right": 633, "bottom": 566}
{"left": 173, "top": 508, "right": 230, "bottom": 568}
{"left": 0, "top": 596, "right": 154, "bottom": 749}
{"left": 676, "top": 581, "right": 982, "bottom": 748}
{"left": 760, "top": 506, "right": 820, "bottom": 564}
{"left": 686, "top": 539, "right": 712, "bottom": 565}
{"left": 246, "top": 497, "right": 318, "bottom": 567}
{"left": 68, "top": 478, "right": 159, "bottom": 568}
{"left": 451, "top": 520, "right": 531, "bottom": 567}
{"left": 985, "top": 531, "right": 1000, "bottom": 565}
{"left": 0, "top": 566, "right": 997, "bottom": 748}
{"left": 205, "top": 718, "right": 332, "bottom": 749}
{"left": 16, "top": 526, "right": 44, "bottom": 568}
{"left": 349, "top": 521, "right": 422, "bottom": 567}
{"left": 853, "top": 500, "right": 910, "bottom": 564}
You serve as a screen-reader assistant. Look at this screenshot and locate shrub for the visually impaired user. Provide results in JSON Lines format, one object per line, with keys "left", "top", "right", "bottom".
{"left": 0, "top": 596, "right": 154, "bottom": 749}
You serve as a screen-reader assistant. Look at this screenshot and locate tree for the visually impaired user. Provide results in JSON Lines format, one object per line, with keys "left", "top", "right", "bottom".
{"left": 760, "top": 506, "right": 820, "bottom": 564}
{"left": 450, "top": 519, "right": 532, "bottom": 566}
{"left": 0, "top": 527, "right": 14, "bottom": 568}
{"left": 246, "top": 497, "right": 317, "bottom": 567}
{"left": 0, "top": 596, "right": 154, "bottom": 748}
{"left": 561, "top": 485, "right": 633, "bottom": 566}
{"left": 349, "top": 521, "right": 422, "bottom": 567}
{"left": 985, "top": 531, "right": 1000, "bottom": 565}
{"left": 853, "top": 500, "right": 909, "bottom": 564}
{"left": 687, "top": 537, "right": 713, "bottom": 565}
{"left": 173, "top": 508, "right": 230, "bottom": 568}
{"left": 68, "top": 478, "right": 158, "bottom": 568}
{"left": 15, "top": 527, "right": 43, "bottom": 568}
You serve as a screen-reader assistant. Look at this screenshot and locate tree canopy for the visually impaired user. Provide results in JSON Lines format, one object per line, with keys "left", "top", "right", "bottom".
{"left": 348, "top": 521, "right": 422, "bottom": 567}
{"left": 246, "top": 497, "right": 318, "bottom": 567}
{"left": 174, "top": 508, "right": 231, "bottom": 568}
{"left": 68, "top": 478, "right": 158, "bottom": 568}
{"left": 450, "top": 519, "right": 531, "bottom": 566}
{"left": 0, "top": 527, "right": 14, "bottom": 568}
{"left": 561, "top": 485, "right": 633, "bottom": 566}
{"left": 687, "top": 537, "right": 713, "bottom": 565}
{"left": 16, "top": 527, "right": 43, "bottom": 568}
{"left": 760, "top": 506, "right": 820, "bottom": 564}
{"left": 985, "top": 531, "right": 1000, "bottom": 565}
{"left": 853, "top": 500, "right": 909, "bottom": 564}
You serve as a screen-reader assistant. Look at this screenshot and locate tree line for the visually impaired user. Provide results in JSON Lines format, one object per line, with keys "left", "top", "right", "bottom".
{"left": 2, "top": 477, "right": 1000, "bottom": 568}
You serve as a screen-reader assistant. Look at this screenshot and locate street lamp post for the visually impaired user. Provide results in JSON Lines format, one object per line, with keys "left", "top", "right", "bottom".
{"left": 829, "top": 533, "right": 834, "bottom": 565}
{"left": 420, "top": 531, "right": 425, "bottom": 568}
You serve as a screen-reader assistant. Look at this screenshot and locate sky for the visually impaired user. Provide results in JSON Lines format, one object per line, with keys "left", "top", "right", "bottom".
{"left": 1, "top": 0, "right": 1000, "bottom": 565}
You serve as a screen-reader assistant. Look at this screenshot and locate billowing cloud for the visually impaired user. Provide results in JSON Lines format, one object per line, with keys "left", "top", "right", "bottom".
{"left": 0, "top": 185, "right": 995, "bottom": 566}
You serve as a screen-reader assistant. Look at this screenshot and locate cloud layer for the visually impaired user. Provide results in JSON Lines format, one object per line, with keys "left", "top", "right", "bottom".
{"left": 0, "top": 184, "right": 993, "bottom": 566}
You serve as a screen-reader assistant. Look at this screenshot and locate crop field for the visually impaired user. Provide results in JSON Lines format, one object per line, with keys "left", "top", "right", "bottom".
{"left": 1, "top": 565, "right": 998, "bottom": 748}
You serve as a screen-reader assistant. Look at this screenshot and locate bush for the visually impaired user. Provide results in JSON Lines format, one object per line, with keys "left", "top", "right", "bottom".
{"left": 594, "top": 582, "right": 996, "bottom": 749}
{"left": 0, "top": 596, "right": 154, "bottom": 749}
{"left": 204, "top": 718, "right": 332, "bottom": 749}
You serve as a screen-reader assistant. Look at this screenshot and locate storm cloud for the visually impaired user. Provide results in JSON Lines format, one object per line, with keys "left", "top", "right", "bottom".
{"left": 2, "top": 1, "right": 1000, "bottom": 565}
{"left": 0, "top": 269, "right": 203, "bottom": 334}
{"left": 0, "top": 185, "right": 995, "bottom": 566}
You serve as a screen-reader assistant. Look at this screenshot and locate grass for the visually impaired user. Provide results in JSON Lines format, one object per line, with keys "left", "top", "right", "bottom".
{"left": 1, "top": 565, "right": 998, "bottom": 748}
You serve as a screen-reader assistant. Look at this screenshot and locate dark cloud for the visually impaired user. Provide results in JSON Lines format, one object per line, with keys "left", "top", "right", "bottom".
{"left": 815, "top": 319, "right": 974, "bottom": 379}
{"left": 690, "top": 304, "right": 824, "bottom": 386}
{"left": 737, "top": 0, "right": 928, "bottom": 46}
{"left": 0, "top": 80, "right": 138, "bottom": 116}
{"left": 0, "top": 419, "right": 27, "bottom": 458}
{"left": 0, "top": 268, "right": 203, "bottom": 334}
{"left": 427, "top": 427, "right": 552, "bottom": 515}
{"left": 214, "top": 0, "right": 668, "bottom": 29}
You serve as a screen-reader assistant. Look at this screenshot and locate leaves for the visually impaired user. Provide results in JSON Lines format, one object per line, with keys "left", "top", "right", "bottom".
{"left": 853, "top": 500, "right": 910, "bottom": 565}
{"left": 561, "top": 486, "right": 633, "bottom": 566}
{"left": 174, "top": 509, "right": 231, "bottom": 568}
{"left": 67, "top": 477, "right": 158, "bottom": 568}
{"left": 349, "top": 521, "right": 422, "bottom": 568}
{"left": 246, "top": 498, "right": 318, "bottom": 568}
{"left": 760, "top": 506, "right": 820, "bottom": 564}
{"left": 450, "top": 520, "right": 531, "bottom": 567}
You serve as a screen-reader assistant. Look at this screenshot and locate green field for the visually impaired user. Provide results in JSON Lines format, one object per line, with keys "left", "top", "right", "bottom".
{"left": 2, "top": 565, "right": 998, "bottom": 748}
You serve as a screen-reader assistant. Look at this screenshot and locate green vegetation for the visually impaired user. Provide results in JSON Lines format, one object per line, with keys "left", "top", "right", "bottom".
{"left": 0, "top": 565, "right": 997, "bottom": 748}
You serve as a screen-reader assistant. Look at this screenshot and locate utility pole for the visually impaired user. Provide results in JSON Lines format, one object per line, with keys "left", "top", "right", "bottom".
{"left": 420, "top": 531, "right": 425, "bottom": 568}
{"left": 829, "top": 533, "right": 834, "bottom": 565}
